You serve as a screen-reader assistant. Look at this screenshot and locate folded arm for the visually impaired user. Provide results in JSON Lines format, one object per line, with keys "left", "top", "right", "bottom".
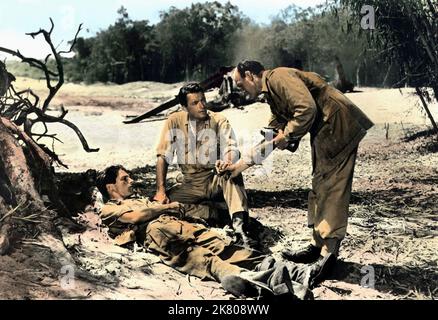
{"left": 117, "top": 202, "right": 182, "bottom": 224}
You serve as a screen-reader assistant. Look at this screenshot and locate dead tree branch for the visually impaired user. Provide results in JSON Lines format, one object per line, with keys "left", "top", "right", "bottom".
{"left": 415, "top": 87, "right": 438, "bottom": 138}
{"left": 0, "top": 19, "right": 98, "bottom": 163}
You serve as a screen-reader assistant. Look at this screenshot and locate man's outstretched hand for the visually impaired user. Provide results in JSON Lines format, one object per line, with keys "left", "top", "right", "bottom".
{"left": 164, "top": 202, "right": 184, "bottom": 217}
{"left": 153, "top": 191, "right": 170, "bottom": 204}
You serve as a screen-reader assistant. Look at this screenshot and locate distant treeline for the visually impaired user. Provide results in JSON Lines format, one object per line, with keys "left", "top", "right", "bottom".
{"left": 7, "top": 1, "right": 403, "bottom": 87}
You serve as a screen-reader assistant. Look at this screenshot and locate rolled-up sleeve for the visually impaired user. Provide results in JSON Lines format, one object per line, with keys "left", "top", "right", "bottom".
{"left": 269, "top": 73, "right": 317, "bottom": 141}
{"left": 100, "top": 203, "right": 133, "bottom": 226}
{"left": 156, "top": 117, "right": 176, "bottom": 165}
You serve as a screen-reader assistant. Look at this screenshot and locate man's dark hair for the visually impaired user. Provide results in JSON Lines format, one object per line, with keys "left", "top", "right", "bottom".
{"left": 236, "top": 60, "right": 265, "bottom": 78}
{"left": 177, "top": 82, "right": 204, "bottom": 107}
{"left": 96, "top": 165, "right": 128, "bottom": 201}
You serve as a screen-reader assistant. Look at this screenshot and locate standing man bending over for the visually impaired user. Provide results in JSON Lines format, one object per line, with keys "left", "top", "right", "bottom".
{"left": 218, "top": 61, "right": 374, "bottom": 264}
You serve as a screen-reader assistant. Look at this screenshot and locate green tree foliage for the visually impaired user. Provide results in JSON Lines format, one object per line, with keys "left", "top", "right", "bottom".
{"left": 68, "top": 6, "right": 160, "bottom": 83}
{"left": 67, "top": 2, "right": 242, "bottom": 83}
{"left": 245, "top": 4, "right": 391, "bottom": 86}
{"left": 335, "top": 0, "right": 438, "bottom": 98}
{"left": 156, "top": 1, "right": 243, "bottom": 82}
{"left": 14, "top": 1, "right": 424, "bottom": 90}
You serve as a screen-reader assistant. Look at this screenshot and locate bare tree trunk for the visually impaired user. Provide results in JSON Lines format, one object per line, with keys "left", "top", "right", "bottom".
{"left": 333, "top": 56, "right": 354, "bottom": 92}
{"left": 415, "top": 87, "right": 438, "bottom": 138}
{"left": 335, "top": 56, "right": 347, "bottom": 83}
{"left": 356, "top": 63, "right": 361, "bottom": 88}
{"left": 363, "top": 58, "right": 368, "bottom": 86}
{"left": 382, "top": 62, "right": 393, "bottom": 88}
{"left": 0, "top": 120, "right": 44, "bottom": 255}
{"left": 0, "top": 121, "right": 44, "bottom": 205}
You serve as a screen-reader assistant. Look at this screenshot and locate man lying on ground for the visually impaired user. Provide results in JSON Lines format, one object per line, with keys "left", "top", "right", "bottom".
{"left": 94, "top": 164, "right": 336, "bottom": 299}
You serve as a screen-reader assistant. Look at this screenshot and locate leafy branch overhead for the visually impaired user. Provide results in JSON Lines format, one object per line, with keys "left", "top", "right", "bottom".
{"left": 334, "top": 0, "right": 437, "bottom": 98}
{"left": 333, "top": 0, "right": 438, "bottom": 134}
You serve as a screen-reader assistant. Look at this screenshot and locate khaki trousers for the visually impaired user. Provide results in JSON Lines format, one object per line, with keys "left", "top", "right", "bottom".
{"left": 168, "top": 171, "right": 248, "bottom": 220}
{"left": 308, "top": 147, "right": 358, "bottom": 256}
{"left": 145, "top": 215, "right": 265, "bottom": 281}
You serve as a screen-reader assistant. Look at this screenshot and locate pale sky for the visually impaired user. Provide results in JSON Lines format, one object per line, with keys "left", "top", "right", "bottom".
{"left": 0, "top": 0, "right": 326, "bottom": 59}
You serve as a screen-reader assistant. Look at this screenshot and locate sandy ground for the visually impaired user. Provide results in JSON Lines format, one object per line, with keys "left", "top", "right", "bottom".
{"left": 1, "top": 78, "right": 437, "bottom": 300}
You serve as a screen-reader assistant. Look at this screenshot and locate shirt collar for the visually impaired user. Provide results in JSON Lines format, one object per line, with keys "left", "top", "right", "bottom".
{"left": 185, "top": 111, "right": 212, "bottom": 128}
{"left": 261, "top": 70, "right": 270, "bottom": 94}
{"left": 108, "top": 193, "right": 140, "bottom": 205}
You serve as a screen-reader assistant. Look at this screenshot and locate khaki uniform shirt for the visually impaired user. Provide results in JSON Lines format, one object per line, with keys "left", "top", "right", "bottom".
{"left": 261, "top": 68, "right": 374, "bottom": 168}
{"left": 100, "top": 197, "right": 155, "bottom": 245}
{"left": 156, "top": 110, "right": 239, "bottom": 176}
